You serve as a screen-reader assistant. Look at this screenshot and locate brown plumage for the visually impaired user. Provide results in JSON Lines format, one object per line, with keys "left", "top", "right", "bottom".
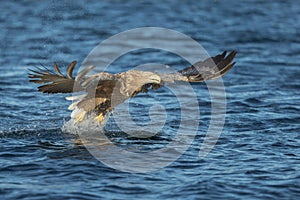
{"left": 28, "top": 51, "right": 237, "bottom": 123}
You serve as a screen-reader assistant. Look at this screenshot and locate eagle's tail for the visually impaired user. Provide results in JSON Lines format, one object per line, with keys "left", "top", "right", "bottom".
{"left": 28, "top": 61, "right": 84, "bottom": 93}
{"left": 65, "top": 94, "right": 87, "bottom": 123}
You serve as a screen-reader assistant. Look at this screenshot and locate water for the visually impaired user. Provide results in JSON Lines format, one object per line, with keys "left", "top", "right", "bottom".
{"left": 1, "top": 0, "right": 300, "bottom": 199}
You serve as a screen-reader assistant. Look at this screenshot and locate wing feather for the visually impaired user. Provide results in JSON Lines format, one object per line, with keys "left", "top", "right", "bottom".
{"left": 66, "top": 61, "right": 77, "bottom": 79}
{"left": 53, "top": 62, "right": 64, "bottom": 76}
{"left": 173, "top": 50, "right": 237, "bottom": 82}
{"left": 28, "top": 61, "right": 82, "bottom": 93}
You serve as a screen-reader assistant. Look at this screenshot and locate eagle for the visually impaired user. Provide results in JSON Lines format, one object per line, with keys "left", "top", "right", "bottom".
{"left": 28, "top": 51, "right": 236, "bottom": 124}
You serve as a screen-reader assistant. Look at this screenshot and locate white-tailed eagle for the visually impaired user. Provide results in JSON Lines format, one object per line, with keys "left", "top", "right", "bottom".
{"left": 28, "top": 51, "right": 236, "bottom": 123}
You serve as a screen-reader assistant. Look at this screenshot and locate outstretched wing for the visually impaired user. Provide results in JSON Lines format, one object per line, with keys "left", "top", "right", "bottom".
{"left": 28, "top": 61, "right": 83, "bottom": 93}
{"left": 28, "top": 61, "right": 117, "bottom": 122}
{"left": 162, "top": 51, "right": 237, "bottom": 83}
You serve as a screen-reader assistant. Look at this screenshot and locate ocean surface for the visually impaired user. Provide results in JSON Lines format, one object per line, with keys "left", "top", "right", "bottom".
{"left": 0, "top": 1, "right": 299, "bottom": 199}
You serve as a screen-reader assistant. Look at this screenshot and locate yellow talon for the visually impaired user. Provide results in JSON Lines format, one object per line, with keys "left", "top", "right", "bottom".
{"left": 74, "top": 111, "right": 86, "bottom": 124}
{"left": 95, "top": 113, "right": 104, "bottom": 123}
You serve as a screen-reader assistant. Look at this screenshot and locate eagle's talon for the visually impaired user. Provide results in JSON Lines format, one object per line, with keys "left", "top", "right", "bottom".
{"left": 74, "top": 111, "right": 86, "bottom": 124}
{"left": 94, "top": 113, "right": 104, "bottom": 123}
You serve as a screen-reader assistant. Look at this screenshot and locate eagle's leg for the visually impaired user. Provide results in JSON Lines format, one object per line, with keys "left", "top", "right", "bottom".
{"left": 94, "top": 113, "right": 104, "bottom": 123}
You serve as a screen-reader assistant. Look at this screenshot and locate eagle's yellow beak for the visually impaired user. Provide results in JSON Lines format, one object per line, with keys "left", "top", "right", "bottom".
{"left": 149, "top": 74, "right": 161, "bottom": 84}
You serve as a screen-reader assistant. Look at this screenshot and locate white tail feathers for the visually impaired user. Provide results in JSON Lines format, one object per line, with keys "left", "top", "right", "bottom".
{"left": 65, "top": 94, "right": 85, "bottom": 101}
{"left": 66, "top": 94, "right": 87, "bottom": 123}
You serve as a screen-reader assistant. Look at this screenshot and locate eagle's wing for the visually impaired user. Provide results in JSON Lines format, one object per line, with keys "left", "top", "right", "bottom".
{"left": 28, "top": 61, "right": 119, "bottom": 122}
{"left": 28, "top": 61, "right": 85, "bottom": 93}
{"left": 28, "top": 61, "right": 114, "bottom": 94}
{"left": 161, "top": 50, "right": 237, "bottom": 83}
{"left": 72, "top": 79, "right": 118, "bottom": 118}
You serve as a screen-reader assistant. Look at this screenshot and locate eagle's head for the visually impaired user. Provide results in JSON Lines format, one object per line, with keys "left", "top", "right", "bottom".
{"left": 119, "top": 70, "right": 161, "bottom": 97}
{"left": 125, "top": 70, "right": 161, "bottom": 85}
{"left": 141, "top": 71, "right": 161, "bottom": 85}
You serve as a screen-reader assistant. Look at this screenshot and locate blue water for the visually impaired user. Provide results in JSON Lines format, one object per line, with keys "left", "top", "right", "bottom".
{"left": 1, "top": 1, "right": 300, "bottom": 199}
